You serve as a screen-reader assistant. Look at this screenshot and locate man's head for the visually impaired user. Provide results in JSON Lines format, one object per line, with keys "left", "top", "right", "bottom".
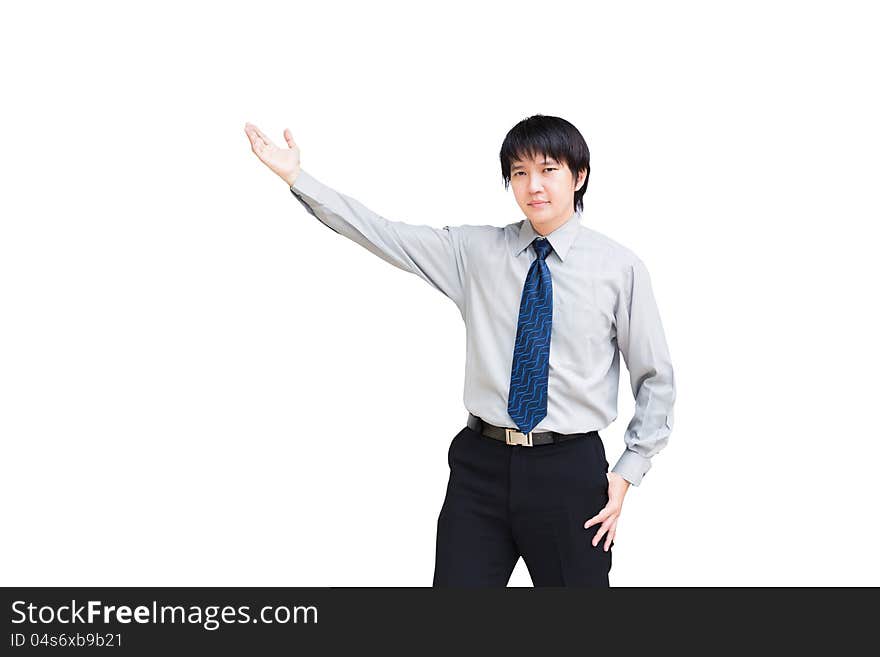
{"left": 499, "top": 115, "right": 590, "bottom": 234}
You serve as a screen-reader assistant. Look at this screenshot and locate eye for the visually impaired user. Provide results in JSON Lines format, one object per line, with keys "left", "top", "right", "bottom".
{"left": 513, "top": 167, "right": 556, "bottom": 176}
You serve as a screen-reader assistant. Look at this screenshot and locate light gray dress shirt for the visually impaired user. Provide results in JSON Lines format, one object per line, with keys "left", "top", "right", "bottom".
{"left": 289, "top": 169, "right": 676, "bottom": 486}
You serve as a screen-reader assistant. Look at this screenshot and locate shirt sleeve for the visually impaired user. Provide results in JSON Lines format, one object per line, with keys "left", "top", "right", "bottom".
{"left": 610, "top": 257, "right": 676, "bottom": 486}
{"left": 289, "top": 168, "right": 467, "bottom": 312}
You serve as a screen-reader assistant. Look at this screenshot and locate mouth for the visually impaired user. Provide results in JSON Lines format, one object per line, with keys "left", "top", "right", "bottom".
{"left": 529, "top": 201, "right": 549, "bottom": 207}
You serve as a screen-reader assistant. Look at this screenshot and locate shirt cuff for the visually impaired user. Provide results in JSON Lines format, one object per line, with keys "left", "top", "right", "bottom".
{"left": 288, "top": 169, "right": 340, "bottom": 234}
{"left": 289, "top": 168, "right": 320, "bottom": 196}
{"left": 611, "top": 448, "right": 652, "bottom": 487}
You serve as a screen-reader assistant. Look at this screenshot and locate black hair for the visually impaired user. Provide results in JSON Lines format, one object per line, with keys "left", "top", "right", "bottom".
{"left": 499, "top": 114, "right": 591, "bottom": 213}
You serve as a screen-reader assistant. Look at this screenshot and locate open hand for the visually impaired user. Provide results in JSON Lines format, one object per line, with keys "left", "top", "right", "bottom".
{"left": 583, "top": 471, "right": 630, "bottom": 551}
{"left": 244, "top": 122, "right": 302, "bottom": 187}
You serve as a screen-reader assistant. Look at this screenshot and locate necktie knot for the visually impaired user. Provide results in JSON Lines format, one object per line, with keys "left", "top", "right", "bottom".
{"left": 532, "top": 237, "right": 553, "bottom": 261}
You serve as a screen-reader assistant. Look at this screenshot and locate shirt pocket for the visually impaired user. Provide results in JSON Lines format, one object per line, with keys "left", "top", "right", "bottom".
{"left": 554, "top": 296, "right": 613, "bottom": 346}
{"left": 551, "top": 299, "right": 612, "bottom": 372}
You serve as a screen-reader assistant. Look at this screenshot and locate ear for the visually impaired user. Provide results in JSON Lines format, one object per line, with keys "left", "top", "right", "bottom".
{"left": 574, "top": 168, "right": 588, "bottom": 192}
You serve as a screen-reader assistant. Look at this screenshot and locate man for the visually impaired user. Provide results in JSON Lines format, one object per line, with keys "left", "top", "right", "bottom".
{"left": 243, "top": 114, "right": 676, "bottom": 587}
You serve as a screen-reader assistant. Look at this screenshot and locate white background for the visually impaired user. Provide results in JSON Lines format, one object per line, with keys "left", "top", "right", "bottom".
{"left": 2, "top": 0, "right": 878, "bottom": 586}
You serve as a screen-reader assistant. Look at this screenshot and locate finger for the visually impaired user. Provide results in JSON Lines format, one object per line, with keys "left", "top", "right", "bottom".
{"left": 246, "top": 133, "right": 266, "bottom": 158}
{"left": 246, "top": 127, "right": 276, "bottom": 162}
{"left": 283, "top": 128, "right": 297, "bottom": 148}
{"left": 583, "top": 508, "right": 609, "bottom": 529}
{"left": 244, "top": 123, "right": 270, "bottom": 148}
{"left": 604, "top": 521, "right": 618, "bottom": 551}
{"left": 591, "top": 522, "right": 609, "bottom": 547}
{"left": 244, "top": 124, "right": 264, "bottom": 150}
{"left": 252, "top": 125, "right": 276, "bottom": 148}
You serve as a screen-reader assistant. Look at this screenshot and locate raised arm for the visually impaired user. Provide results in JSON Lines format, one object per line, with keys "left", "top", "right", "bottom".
{"left": 289, "top": 169, "right": 466, "bottom": 310}
{"left": 244, "top": 122, "right": 466, "bottom": 311}
{"left": 611, "top": 257, "right": 676, "bottom": 486}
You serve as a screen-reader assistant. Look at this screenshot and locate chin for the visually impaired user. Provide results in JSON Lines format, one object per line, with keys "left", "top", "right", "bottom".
{"left": 526, "top": 211, "right": 551, "bottom": 224}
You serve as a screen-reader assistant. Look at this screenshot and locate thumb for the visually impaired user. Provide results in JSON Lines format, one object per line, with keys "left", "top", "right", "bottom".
{"left": 283, "top": 128, "right": 297, "bottom": 149}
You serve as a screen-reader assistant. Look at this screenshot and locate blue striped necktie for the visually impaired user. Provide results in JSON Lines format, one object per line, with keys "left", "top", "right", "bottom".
{"left": 507, "top": 236, "right": 554, "bottom": 434}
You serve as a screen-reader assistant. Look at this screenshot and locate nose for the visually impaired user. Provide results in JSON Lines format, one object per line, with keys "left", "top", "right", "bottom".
{"left": 528, "top": 177, "right": 543, "bottom": 194}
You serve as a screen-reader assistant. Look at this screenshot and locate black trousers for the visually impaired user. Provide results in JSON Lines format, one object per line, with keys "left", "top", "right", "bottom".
{"left": 433, "top": 424, "right": 613, "bottom": 587}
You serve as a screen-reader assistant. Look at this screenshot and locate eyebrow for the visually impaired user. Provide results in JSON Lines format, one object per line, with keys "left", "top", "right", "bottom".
{"left": 510, "top": 159, "right": 558, "bottom": 171}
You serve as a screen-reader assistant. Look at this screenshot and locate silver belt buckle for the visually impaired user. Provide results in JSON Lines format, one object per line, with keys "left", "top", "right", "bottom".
{"left": 505, "top": 428, "right": 533, "bottom": 446}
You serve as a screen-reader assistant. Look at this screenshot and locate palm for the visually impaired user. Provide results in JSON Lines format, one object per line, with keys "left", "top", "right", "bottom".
{"left": 244, "top": 122, "right": 300, "bottom": 185}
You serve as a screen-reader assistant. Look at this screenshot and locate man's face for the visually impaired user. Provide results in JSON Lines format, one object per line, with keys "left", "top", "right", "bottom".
{"left": 510, "top": 153, "right": 586, "bottom": 234}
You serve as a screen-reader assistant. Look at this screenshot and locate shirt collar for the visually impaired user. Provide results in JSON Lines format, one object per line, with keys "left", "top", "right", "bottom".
{"left": 511, "top": 210, "right": 582, "bottom": 262}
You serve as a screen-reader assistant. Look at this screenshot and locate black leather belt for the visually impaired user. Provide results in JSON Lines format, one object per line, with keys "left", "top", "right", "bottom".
{"left": 467, "top": 413, "right": 599, "bottom": 447}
